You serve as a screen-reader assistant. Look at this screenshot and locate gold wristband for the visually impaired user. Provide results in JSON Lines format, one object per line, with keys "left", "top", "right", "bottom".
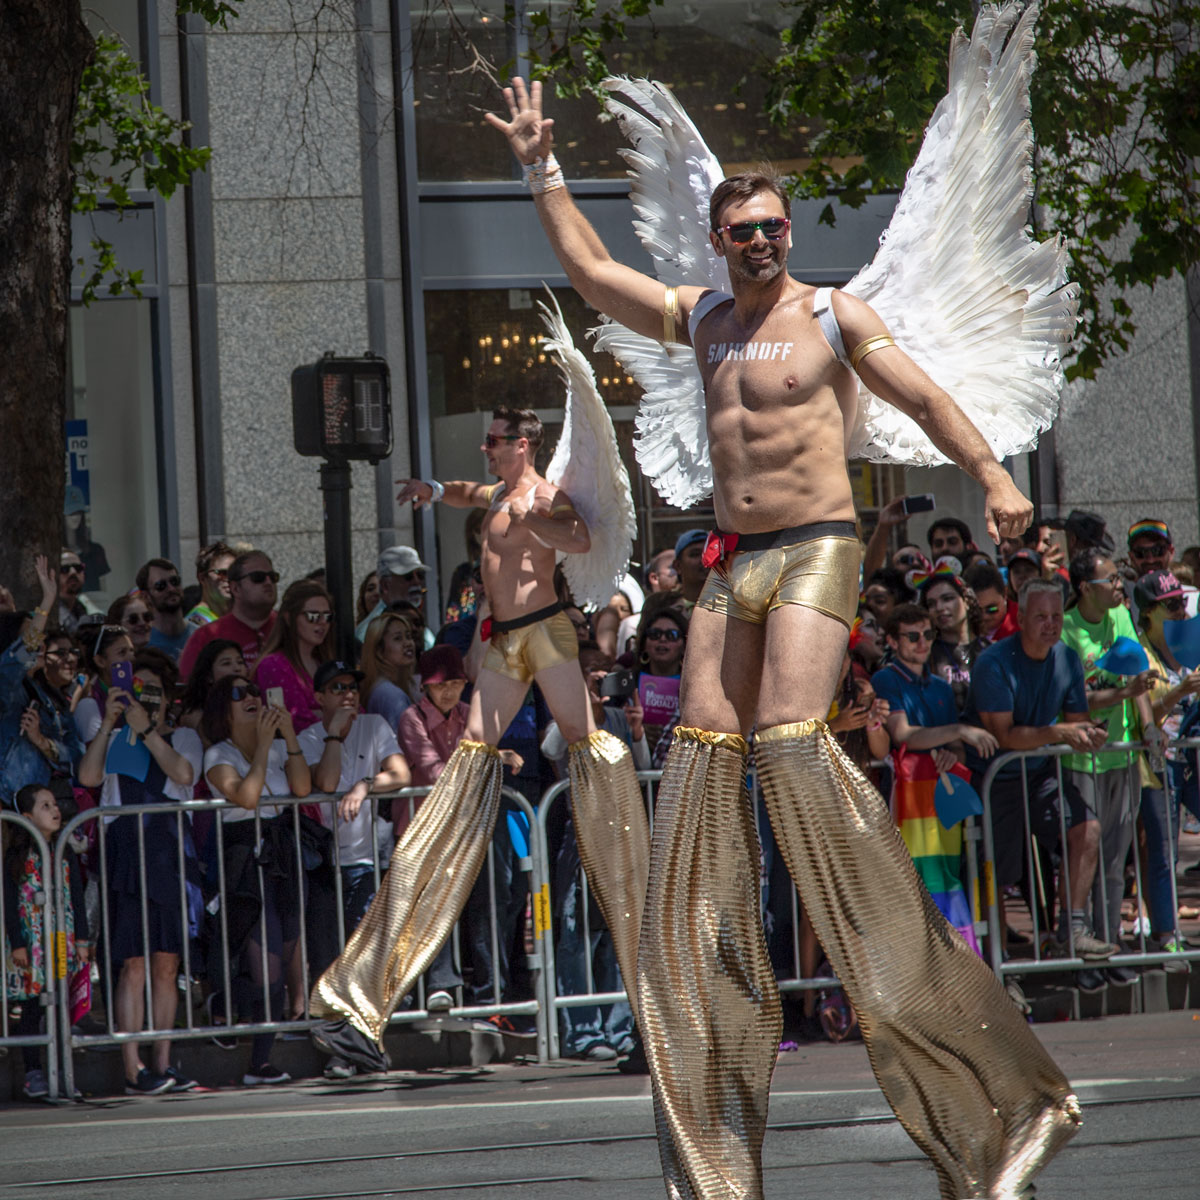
{"left": 849, "top": 334, "right": 897, "bottom": 372}
{"left": 663, "top": 285, "right": 679, "bottom": 344}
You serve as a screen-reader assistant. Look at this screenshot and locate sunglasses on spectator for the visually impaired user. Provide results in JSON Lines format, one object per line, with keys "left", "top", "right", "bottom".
{"left": 45, "top": 647, "right": 81, "bottom": 661}
{"left": 898, "top": 629, "right": 936, "bottom": 643}
{"left": 230, "top": 683, "right": 262, "bottom": 701}
{"left": 1087, "top": 573, "right": 1122, "bottom": 587}
{"left": 235, "top": 570, "right": 280, "bottom": 584}
{"left": 208, "top": 567, "right": 229, "bottom": 579}
{"left": 1159, "top": 597, "right": 1186, "bottom": 613}
{"left": 301, "top": 611, "right": 333, "bottom": 624}
{"left": 1129, "top": 544, "right": 1167, "bottom": 560}
{"left": 646, "top": 628, "right": 682, "bottom": 642}
{"left": 483, "top": 434, "right": 523, "bottom": 449}
{"left": 981, "top": 603, "right": 1003, "bottom": 615}
{"left": 150, "top": 575, "right": 181, "bottom": 592}
{"left": 60, "top": 563, "right": 85, "bottom": 575}
{"left": 715, "top": 217, "right": 790, "bottom": 243}
{"left": 92, "top": 623, "right": 127, "bottom": 653}
{"left": 124, "top": 612, "right": 151, "bottom": 626}
{"left": 325, "top": 680, "right": 359, "bottom": 694}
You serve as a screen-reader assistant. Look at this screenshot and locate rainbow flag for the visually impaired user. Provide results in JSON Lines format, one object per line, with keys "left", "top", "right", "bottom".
{"left": 890, "top": 747, "right": 980, "bottom": 956}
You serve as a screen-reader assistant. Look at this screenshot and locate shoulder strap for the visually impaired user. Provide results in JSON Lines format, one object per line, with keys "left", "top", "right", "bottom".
{"left": 813, "top": 287, "right": 851, "bottom": 369}
{"left": 686, "top": 290, "right": 734, "bottom": 343}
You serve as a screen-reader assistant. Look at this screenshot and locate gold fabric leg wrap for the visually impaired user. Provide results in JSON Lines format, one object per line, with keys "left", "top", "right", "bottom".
{"left": 310, "top": 740, "right": 502, "bottom": 1042}
{"left": 755, "top": 720, "right": 1081, "bottom": 1200}
{"left": 637, "top": 727, "right": 780, "bottom": 1200}
{"left": 566, "top": 729, "right": 650, "bottom": 1023}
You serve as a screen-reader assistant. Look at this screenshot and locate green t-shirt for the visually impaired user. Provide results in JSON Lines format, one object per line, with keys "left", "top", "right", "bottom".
{"left": 1060, "top": 603, "right": 1141, "bottom": 773}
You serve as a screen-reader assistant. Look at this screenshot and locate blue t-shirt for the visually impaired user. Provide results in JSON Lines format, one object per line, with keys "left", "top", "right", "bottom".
{"left": 871, "top": 661, "right": 958, "bottom": 731}
{"left": 965, "top": 638, "right": 1087, "bottom": 778}
{"left": 149, "top": 625, "right": 191, "bottom": 662}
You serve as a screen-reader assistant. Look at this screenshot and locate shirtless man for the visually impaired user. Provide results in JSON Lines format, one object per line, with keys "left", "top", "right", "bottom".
{"left": 488, "top": 80, "right": 1080, "bottom": 1200}
{"left": 310, "top": 405, "right": 648, "bottom": 1075}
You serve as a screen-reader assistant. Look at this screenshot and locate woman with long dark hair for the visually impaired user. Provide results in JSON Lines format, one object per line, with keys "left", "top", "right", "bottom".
{"left": 254, "top": 580, "right": 336, "bottom": 732}
{"left": 633, "top": 607, "right": 688, "bottom": 758}
{"left": 920, "top": 569, "right": 986, "bottom": 715}
{"left": 178, "top": 639, "right": 247, "bottom": 735}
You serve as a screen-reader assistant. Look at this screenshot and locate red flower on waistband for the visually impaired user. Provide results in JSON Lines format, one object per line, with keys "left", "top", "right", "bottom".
{"left": 479, "top": 617, "right": 493, "bottom": 642}
{"left": 701, "top": 531, "right": 738, "bottom": 569}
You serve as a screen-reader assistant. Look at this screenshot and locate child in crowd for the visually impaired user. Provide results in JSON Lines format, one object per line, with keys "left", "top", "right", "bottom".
{"left": 4, "top": 784, "right": 90, "bottom": 1100}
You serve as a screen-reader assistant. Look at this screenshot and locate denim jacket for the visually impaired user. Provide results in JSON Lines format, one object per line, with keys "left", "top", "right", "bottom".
{"left": 0, "top": 639, "right": 85, "bottom": 806}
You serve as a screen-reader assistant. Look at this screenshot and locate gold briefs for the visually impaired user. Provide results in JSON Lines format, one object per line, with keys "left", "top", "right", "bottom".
{"left": 696, "top": 535, "right": 861, "bottom": 630}
{"left": 482, "top": 609, "right": 578, "bottom": 683}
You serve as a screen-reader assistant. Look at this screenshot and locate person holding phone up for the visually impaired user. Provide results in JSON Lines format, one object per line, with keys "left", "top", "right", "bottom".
{"left": 0, "top": 555, "right": 85, "bottom": 807}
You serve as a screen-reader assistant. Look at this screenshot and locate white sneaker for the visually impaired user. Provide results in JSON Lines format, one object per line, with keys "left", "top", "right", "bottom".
{"left": 426, "top": 990, "right": 453, "bottom": 1013}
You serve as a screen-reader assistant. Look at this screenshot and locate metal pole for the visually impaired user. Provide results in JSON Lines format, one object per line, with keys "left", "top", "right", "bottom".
{"left": 320, "top": 459, "right": 356, "bottom": 660}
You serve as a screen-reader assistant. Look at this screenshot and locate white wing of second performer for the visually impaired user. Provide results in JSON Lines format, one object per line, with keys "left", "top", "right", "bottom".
{"left": 541, "top": 293, "right": 637, "bottom": 610}
{"left": 844, "top": 0, "right": 1079, "bottom": 464}
{"left": 590, "top": 77, "right": 727, "bottom": 510}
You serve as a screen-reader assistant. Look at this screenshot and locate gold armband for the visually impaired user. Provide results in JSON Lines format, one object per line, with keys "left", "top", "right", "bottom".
{"left": 663, "top": 285, "right": 679, "bottom": 344}
{"left": 849, "top": 334, "right": 897, "bottom": 372}
{"left": 549, "top": 504, "right": 575, "bottom": 517}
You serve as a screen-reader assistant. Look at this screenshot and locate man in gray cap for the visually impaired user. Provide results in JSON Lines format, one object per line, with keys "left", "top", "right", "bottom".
{"left": 354, "top": 544, "right": 433, "bottom": 648}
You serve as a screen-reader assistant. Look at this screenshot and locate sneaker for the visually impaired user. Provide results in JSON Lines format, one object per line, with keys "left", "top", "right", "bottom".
{"left": 243, "top": 1063, "right": 291, "bottom": 1086}
{"left": 1105, "top": 965, "right": 1138, "bottom": 987}
{"left": 125, "top": 1067, "right": 174, "bottom": 1096}
{"left": 323, "top": 1055, "right": 357, "bottom": 1080}
{"left": 581, "top": 1042, "right": 618, "bottom": 1061}
{"left": 162, "top": 1066, "right": 198, "bottom": 1092}
{"left": 425, "top": 990, "right": 453, "bottom": 1013}
{"left": 1005, "top": 977, "right": 1032, "bottom": 1015}
{"left": 1074, "top": 969, "right": 1107, "bottom": 994}
{"left": 617, "top": 1038, "right": 650, "bottom": 1075}
{"left": 22, "top": 1069, "right": 49, "bottom": 1100}
{"left": 1065, "top": 927, "right": 1119, "bottom": 961}
{"left": 311, "top": 1019, "right": 390, "bottom": 1074}
{"left": 1159, "top": 937, "right": 1191, "bottom": 975}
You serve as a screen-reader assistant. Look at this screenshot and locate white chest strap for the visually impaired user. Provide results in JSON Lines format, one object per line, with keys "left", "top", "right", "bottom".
{"left": 813, "top": 287, "right": 851, "bottom": 369}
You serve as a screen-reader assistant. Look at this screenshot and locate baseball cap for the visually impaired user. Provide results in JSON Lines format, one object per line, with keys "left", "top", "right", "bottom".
{"left": 1048, "top": 509, "right": 1114, "bottom": 554}
{"left": 1006, "top": 548, "right": 1042, "bottom": 571}
{"left": 1128, "top": 518, "right": 1171, "bottom": 546}
{"left": 419, "top": 644, "right": 468, "bottom": 684}
{"left": 313, "top": 659, "right": 365, "bottom": 691}
{"left": 674, "top": 529, "right": 708, "bottom": 558}
{"left": 64, "top": 485, "right": 87, "bottom": 516}
{"left": 377, "top": 545, "right": 429, "bottom": 578}
{"left": 1132, "top": 569, "right": 1185, "bottom": 611}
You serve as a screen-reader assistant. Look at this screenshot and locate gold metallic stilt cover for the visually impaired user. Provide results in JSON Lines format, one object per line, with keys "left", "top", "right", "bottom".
{"left": 755, "top": 720, "right": 1080, "bottom": 1200}
{"left": 637, "top": 727, "right": 781, "bottom": 1200}
{"left": 311, "top": 740, "right": 502, "bottom": 1042}
{"left": 566, "top": 729, "right": 651, "bottom": 1023}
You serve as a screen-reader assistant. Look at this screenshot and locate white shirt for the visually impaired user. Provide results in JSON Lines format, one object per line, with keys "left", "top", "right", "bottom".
{"left": 98, "top": 727, "right": 204, "bottom": 821}
{"left": 298, "top": 714, "right": 403, "bottom": 864}
{"left": 203, "top": 738, "right": 293, "bottom": 821}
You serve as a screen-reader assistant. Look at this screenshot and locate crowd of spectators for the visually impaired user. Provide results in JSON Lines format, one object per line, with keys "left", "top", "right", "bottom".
{"left": 4, "top": 502, "right": 1199, "bottom": 1099}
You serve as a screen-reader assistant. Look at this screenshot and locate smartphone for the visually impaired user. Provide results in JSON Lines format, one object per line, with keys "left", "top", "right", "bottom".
{"left": 599, "top": 668, "right": 636, "bottom": 701}
{"left": 110, "top": 661, "right": 134, "bottom": 693}
{"left": 266, "top": 686, "right": 285, "bottom": 711}
{"left": 902, "top": 493, "right": 936, "bottom": 515}
{"left": 139, "top": 683, "right": 163, "bottom": 723}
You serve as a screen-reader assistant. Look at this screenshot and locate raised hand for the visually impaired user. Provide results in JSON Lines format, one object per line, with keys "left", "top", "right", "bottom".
{"left": 396, "top": 479, "right": 434, "bottom": 509}
{"left": 34, "top": 553, "right": 58, "bottom": 607}
{"left": 484, "top": 77, "right": 554, "bottom": 165}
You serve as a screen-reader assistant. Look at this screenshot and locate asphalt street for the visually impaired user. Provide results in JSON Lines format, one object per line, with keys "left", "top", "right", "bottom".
{"left": 2, "top": 1011, "right": 1197, "bottom": 1199}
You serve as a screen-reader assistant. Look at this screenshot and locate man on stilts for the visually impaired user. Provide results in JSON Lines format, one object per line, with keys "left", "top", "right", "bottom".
{"left": 486, "top": 6, "right": 1082, "bottom": 1191}
{"left": 311, "top": 395, "right": 648, "bottom": 1071}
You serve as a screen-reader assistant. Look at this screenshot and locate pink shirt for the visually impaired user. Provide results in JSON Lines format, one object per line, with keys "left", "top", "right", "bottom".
{"left": 179, "top": 610, "right": 277, "bottom": 680}
{"left": 397, "top": 697, "right": 470, "bottom": 788}
{"left": 254, "top": 652, "right": 320, "bottom": 731}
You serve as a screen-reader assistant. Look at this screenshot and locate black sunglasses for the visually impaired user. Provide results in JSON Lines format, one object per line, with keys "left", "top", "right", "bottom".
{"left": 60, "top": 563, "right": 85, "bottom": 575}
{"left": 1129, "top": 544, "right": 1167, "bottom": 560}
{"left": 235, "top": 570, "right": 280, "bottom": 585}
{"left": 151, "top": 575, "right": 181, "bottom": 592}
{"left": 899, "top": 629, "right": 935, "bottom": 644}
{"left": 230, "top": 683, "right": 262, "bottom": 701}
{"left": 124, "top": 612, "right": 151, "bottom": 626}
{"left": 325, "top": 680, "right": 359, "bottom": 694}
{"left": 1159, "top": 597, "right": 1187, "bottom": 613}
{"left": 646, "top": 628, "right": 682, "bottom": 642}
{"left": 715, "top": 217, "right": 790, "bottom": 244}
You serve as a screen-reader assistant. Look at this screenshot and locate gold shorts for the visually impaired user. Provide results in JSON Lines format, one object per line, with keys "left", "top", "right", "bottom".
{"left": 697, "top": 536, "right": 862, "bottom": 629}
{"left": 482, "top": 609, "right": 579, "bottom": 683}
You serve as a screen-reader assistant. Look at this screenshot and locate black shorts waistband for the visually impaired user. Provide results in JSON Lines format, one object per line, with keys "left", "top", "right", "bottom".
{"left": 715, "top": 520, "right": 858, "bottom": 553}
{"left": 490, "top": 601, "right": 566, "bottom": 636}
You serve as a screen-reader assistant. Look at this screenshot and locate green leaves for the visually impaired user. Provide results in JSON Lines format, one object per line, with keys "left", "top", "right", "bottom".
{"left": 72, "top": 32, "right": 212, "bottom": 301}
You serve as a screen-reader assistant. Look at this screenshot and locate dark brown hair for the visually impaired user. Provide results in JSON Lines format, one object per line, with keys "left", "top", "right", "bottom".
{"left": 256, "top": 579, "right": 334, "bottom": 674}
{"left": 200, "top": 674, "right": 248, "bottom": 746}
{"left": 195, "top": 540, "right": 235, "bottom": 580}
{"left": 709, "top": 169, "right": 791, "bottom": 231}
{"left": 885, "top": 603, "right": 933, "bottom": 640}
{"left": 492, "top": 406, "right": 544, "bottom": 452}
{"left": 135, "top": 558, "right": 178, "bottom": 593}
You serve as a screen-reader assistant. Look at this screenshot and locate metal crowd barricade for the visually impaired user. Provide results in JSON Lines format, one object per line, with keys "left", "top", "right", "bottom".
{"left": 51, "top": 783, "right": 547, "bottom": 1096}
{"left": 978, "top": 738, "right": 1200, "bottom": 992}
{"left": 0, "top": 810, "right": 60, "bottom": 1100}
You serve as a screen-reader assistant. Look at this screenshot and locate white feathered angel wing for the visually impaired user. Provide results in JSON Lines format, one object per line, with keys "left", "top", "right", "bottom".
{"left": 590, "top": 78, "right": 727, "bottom": 510}
{"left": 541, "top": 293, "right": 637, "bottom": 609}
{"left": 844, "top": 0, "right": 1079, "bottom": 464}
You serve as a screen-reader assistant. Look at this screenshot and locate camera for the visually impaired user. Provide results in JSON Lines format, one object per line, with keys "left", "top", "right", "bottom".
{"left": 599, "top": 668, "right": 636, "bottom": 701}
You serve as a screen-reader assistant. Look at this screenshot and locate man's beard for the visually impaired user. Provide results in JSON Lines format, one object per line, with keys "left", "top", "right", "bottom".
{"left": 154, "top": 595, "right": 183, "bottom": 615}
{"left": 725, "top": 244, "right": 786, "bottom": 284}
